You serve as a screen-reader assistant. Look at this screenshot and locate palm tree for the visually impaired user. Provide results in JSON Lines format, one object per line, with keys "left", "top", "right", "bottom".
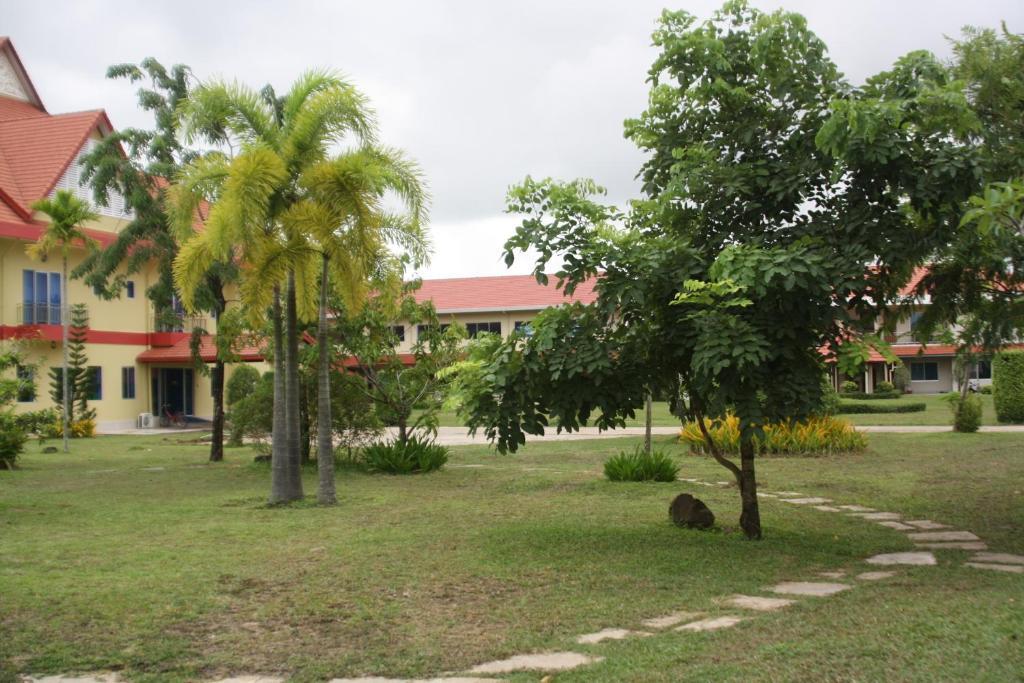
{"left": 171, "top": 72, "right": 375, "bottom": 504}
{"left": 27, "top": 190, "right": 99, "bottom": 453}
{"left": 296, "top": 146, "right": 429, "bottom": 504}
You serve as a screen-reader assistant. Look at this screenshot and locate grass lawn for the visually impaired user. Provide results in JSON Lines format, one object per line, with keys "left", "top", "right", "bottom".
{"left": 1, "top": 432, "right": 1022, "bottom": 681}
{"left": 430, "top": 393, "right": 1009, "bottom": 429}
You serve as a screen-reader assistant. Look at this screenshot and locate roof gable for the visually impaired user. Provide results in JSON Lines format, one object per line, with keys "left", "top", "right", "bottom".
{"left": 0, "top": 38, "right": 45, "bottom": 111}
{"left": 412, "top": 273, "right": 598, "bottom": 312}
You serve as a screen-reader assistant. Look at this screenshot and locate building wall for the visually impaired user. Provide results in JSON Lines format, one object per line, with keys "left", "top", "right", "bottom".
{"left": 906, "top": 356, "right": 954, "bottom": 394}
{"left": 394, "top": 309, "right": 540, "bottom": 354}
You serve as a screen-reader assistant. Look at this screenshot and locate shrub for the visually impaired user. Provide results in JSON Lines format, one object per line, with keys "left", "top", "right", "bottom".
{"left": 942, "top": 392, "right": 982, "bottom": 433}
{"left": 875, "top": 381, "right": 896, "bottom": 394}
{"left": 604, "top": 447, "right": 679, "bottom": 482}
{"left": 980, "top": 384, "right": 993, "bottom": 395}
{"left": 0, "top": 412, "right": 27, "bottom": 469}
{"left": 361, "top": 436, "right": 449, "bottom": 474}
{"left": 227, "top": 372, "right": 274, "bottom": 448}
{"left": 892, "top": 364, "right": 911, "bottom": 393}
{"left": 993, "top": 351, "right": 1024, "bottom": 423}
{"left": 835, "top": 401, "right": 926, "bottom": 414}
{"left": 14, "top": 408, "right": 59, "bottom": 435}
{"left": 841, "top": 380, "right": 859, "bottom": 394}
{"left": 838, "top": 390, "right": 900, "bottom": 400}
{"left": 680, "top": 414, "right": 867, "bottom": 456}
{"left": 226, "top": 364, "right": 261, "bottom": 407}
{"left": 817, "top": 377, "right": 840, "bottom": 416}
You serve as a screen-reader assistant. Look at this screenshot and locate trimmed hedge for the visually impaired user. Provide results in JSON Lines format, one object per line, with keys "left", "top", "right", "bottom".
{"left": 836, "top": 401, "right": 926, "bottom": 414}
{"left": 993, "top": 351, "right": 1024, "bottom": 423}
{"left": 839, "top": 391, "right": 901, "bottom": 400}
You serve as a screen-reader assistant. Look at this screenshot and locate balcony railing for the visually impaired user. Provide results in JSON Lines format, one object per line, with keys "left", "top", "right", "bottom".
{"left": 16, "top": 303, "right": 65, "bottom": 325}
{"left": 154, "top": 314, "right": 209, "bottom": 333}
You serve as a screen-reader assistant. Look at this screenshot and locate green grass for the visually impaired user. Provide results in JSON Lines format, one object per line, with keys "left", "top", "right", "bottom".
{"left": 431, "top": 394, "right": 1006, "bottom": 429}
{"left": 1, "top": 432, "right": 1022, "bottom": 681}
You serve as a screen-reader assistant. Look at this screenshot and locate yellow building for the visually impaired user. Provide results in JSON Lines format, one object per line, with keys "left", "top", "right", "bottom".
{"left": 0, "top": 37, "right": 264, "bottom": 431}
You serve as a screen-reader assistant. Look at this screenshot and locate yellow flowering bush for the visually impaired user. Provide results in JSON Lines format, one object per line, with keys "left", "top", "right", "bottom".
{"left": 679, "top": 413, "right": 866, "bottom": 456}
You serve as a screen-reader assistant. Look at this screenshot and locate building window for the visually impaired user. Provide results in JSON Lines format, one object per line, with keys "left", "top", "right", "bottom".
{"left": 122, "top": 367, "right": 136, "bottom": 399}
{"left": 21, "top": 270, "right": 62, "bottom": 324}
{"left": 465, "top": 321, "right": 501, "bottom": 338}
{"left": 126, "top": 281, "right": 135, "bottom": 299}
{"left": 391, "top": 325, "right": 405, "bottom": 342}
{"left": 514, "top": 321, "right": 533, "bottom": 336}
{"left": 50, "top": 138, "right": 133, "bottom": 219}
{"left": 910, "top": 361, "right": 939, "bottom": 382}
{"left": 970, "top": 360, "right": 992, "bottom": 380}
{"left": 417, "top": 323, "right": 451, "bottom": 338}
{"left": 88, "top": 366, "right": 102, "bottom": 400}
{"left": 909, "top": 311, "right": 923, "bottom": 330}
{"left": 16, "top": 365, "right": 35, "bottom": 402}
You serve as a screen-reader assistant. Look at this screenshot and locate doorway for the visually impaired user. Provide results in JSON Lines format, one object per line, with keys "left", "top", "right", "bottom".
{"left": 151, "top": 367, "right": 194, "bottom": 417}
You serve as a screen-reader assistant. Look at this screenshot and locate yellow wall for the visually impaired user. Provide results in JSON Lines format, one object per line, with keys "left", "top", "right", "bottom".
{"left": 394, "top": 310, "right": 540, "bottom": 353}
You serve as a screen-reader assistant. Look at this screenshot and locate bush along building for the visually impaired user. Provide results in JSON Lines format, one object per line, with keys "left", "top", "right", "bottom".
{"left": 0, "top": 37, "right": 263, "bottom": 430}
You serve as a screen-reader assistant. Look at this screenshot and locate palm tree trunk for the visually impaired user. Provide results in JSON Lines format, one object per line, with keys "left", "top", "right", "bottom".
{"left": 269, "top": 286, "right": 289, "bottom": 503}
{"left": 285, "top": 269, "right": 304, "bottom": 500}
{"left": 316, "top": 253, "right": 336, "bottom": 505}
{"left": 61, "top": 257, "right": 70, "bottom": 454}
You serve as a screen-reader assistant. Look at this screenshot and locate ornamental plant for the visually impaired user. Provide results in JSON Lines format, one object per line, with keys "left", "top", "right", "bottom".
{"left": 679, "top": 414, "right": 867, "bottom": 456}
{"left": 993, "top": 351, "right": 1024, "bottom": 422}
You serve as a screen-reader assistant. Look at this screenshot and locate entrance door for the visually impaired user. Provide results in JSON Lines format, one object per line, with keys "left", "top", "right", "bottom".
{"left": 151, "top": 368, "right": 194, "bottom": 416}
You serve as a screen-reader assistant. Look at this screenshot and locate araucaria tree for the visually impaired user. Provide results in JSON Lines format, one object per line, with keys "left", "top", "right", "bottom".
{"left": 27, "top": 190, "right": 98, "bottom": 453}
{"left": 458, "top": 2, "right": 976, "bottom": 539}
{"left": 173, "top": 71, "right": 428, "bottom": 505}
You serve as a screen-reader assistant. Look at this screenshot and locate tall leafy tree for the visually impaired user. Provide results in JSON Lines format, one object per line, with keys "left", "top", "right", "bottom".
{"left": 458, "top": 2, "right": 976, "bottom": 539}
{"left": 77, "top": 58, "right": 238, "bottom": 462}
{"left": 172, "top": 72, "right": 375, "bottom": 504}
{"left": 28, "top": 190, "right": 98, "bottom": 452}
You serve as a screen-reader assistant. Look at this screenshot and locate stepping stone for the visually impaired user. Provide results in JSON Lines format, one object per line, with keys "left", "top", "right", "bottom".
{"left": 680, "top": 478, "right": 699, "bottom": 482}
{"left": 904, "top": 520, "right": 947, "bottom": 530}
{"left": 837, "top": 505, "right": 875, "bottom": 512}
{"left": 814, "top": 505, "right": 841, "bottom": 512}
{"left": 965, "top": 562, "right": 1024, "bottom": 574}
{"left": 726, "top": 595, "right": 794, "bottom": 611}
{"left": 469, "top": 652, "right": 602, "bottom": 674}
{"left": 641, "top": 612, "right": 702, "bottom": 629}
{"left": 865, "top": 552, "right": 936, "bottom": 566}
{"left": 857, "top": 571, "right": 896, "bottom": 581}
{"left": 907, "top": 531, "right": 980, "bottom": 542}
{"left": 576, "top": 628, "right": 651, "bottom": 644}
{"left": 818, "top": 571, "right": 846, "bottom": 579}
{"left": 780, "top": 497, "right": 832, "bottom": 505}
{"left": 756, "top": 492, "right": 777, "bottom": 498}
{"left": 214, "top": 679, "right": 285, "bottom": 683}
{"left": 972, "top": 552, "right": 1024, "bottom": 565}
{"left": 915, "top": 542, "right": 988, "bottom": 551}
{"left": 850, "top": 512, "right": 902, "bottom": 521}
{"left": 769, "top": 582, "right": 851, "bottom": 597}
{"left": 675, "top": 615, "right": 745, "bottom": 632}
{"left": 877, "top": 521, "right": 916, "bottom": 531}
{"left": 772, "top": 491, "right": 804, "bottom": 496}
{"left": 715, "top": 481, "right": 731, "bottom": 486}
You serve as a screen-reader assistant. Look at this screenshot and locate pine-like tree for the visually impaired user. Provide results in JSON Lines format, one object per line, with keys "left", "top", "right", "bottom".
{"left": 48, "top": 304, "right": 94, "bottom": 422}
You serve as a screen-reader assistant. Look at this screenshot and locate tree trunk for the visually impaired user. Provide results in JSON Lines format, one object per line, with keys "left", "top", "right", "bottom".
{"left": 209, "top": 360, "right": 225, "bottom": 462}
{"left": 644, "top": 390, "right": 653, "bottom": 455}
{"left": 316, "top": 254, "right": 336, "bottom": 505}
{"left": 397, "top": 416, "right": 407, "bottom": 445}
{"left": 738, "top": 436, "right": 762, "bottom": 540}
{"left": 61, "top": 257, "right": 70, "bottom": 454}
{"left": 208, "top": 282, "right": 227, "bottom": 463}
{"left": 269, "top": 287, "right": 290, "bottom": 503}
{"left": 285, "top": 270, "right": 304, "bottom": 500}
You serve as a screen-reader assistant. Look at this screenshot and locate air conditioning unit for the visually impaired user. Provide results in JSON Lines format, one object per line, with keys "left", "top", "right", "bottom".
{"left": 137, "top": 413, "right": 157, "bottom": 429}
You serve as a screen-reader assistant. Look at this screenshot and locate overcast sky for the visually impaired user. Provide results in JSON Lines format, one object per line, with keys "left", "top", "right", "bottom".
{"left": 7, "top": 1, "right": 1024, "bottom": 278}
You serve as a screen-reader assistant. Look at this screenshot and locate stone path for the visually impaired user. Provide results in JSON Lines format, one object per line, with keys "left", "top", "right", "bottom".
{"left": 24, "top": 475, "right": 1022, "bottom": 683}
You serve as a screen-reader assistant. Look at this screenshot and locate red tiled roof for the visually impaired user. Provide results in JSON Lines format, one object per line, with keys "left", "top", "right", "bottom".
{"left": 0, "top": 218, "right": 118, "bottom": 247}
{"left": 412, "top": 273, "right": 598, "bottom": 312}
{"left": 136, "top": 335, "right": 266, "bottom": 364}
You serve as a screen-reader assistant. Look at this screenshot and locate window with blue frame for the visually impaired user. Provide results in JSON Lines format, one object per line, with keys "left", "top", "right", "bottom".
{"left": 910, "top": 361, "right": 939, "bottom": 382}
{"left": 126, "top": 280, "right": 135, "bottom": 298}
{"left": 88, "top": 366, "right": 102, "bottom": 400}
{"left": 22, "top": 270, "right": 61, "bottom": 324}
{"left": 121, "top": 367, "right": 136, "bottom": 399}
